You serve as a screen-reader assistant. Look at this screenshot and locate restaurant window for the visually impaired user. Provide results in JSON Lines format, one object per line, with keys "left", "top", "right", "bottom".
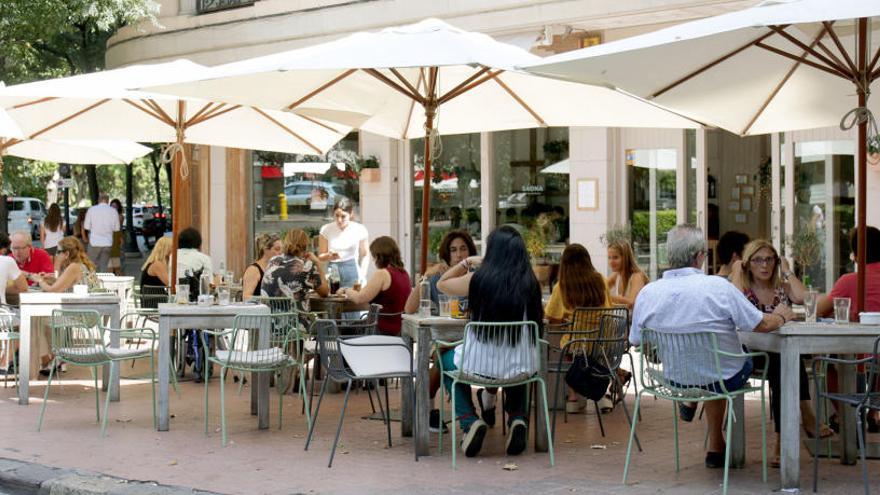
{"left": 493, "top": 127, "right": 570, "bottom": 261}
{"left": 411, "top": 133, "right": 481, "bottom": 274}
{"left": 628, "top": 148, "right": 678, "bottom": 280}
{"left": 252, "top": 132, "right": 360, "bottom": 241}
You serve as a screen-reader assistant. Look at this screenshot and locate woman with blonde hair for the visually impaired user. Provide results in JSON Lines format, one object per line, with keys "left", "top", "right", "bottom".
{"left": 261, "top": 229, "right": 328, "bottom": 301}
{"left": 731, "top": 239, "right": 831, "bottom": 466}
{"left": 606, "top": 239, "right": 648, "bottom": 309}
{"left": 140, "top": 237, "right": 173, "bottom": 288}
{"left": 242, "top": 233, "right": 282, "bottom": 300}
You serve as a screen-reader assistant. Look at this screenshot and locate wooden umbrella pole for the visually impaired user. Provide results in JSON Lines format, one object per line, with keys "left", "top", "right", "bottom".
{"left": 856, "top": 18, "right": 868, "bottom": 315}
{"left": 419, "top": 100, "right": 436, "bottom": 275}
{"left": 170, "top": 101, "right": 187, "bottom": 292}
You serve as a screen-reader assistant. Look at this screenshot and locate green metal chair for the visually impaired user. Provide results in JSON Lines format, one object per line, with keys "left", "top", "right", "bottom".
{"left": 436, "top": 320, "right": 554, "bottom": 469}
{"left": 0, "top": 307, "right": 19, "bottom": 390}
{"left": 122, "top": 286, "right": 178, "bottom": 393}
{"left": 623, "top": 328, "right": 769, "bottom": 495}
{"left": 37, "top": 309, "right": 157, "bottom": 436}
{"left": 200, "top": 312, "right": 311, "bottom": 447}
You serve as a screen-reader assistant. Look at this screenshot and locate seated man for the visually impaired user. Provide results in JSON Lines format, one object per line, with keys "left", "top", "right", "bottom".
{"left": 9, "top": 231, "right": 54, "bottom": 285}
{"left": 630, "top": 224, "right": 793, "bottom": 468}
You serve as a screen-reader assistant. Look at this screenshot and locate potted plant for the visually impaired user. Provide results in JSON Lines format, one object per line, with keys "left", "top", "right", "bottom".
{"left": 786, "top": 229, "right": 821, "bottom": 287}
{"left": 357, "top": 155, "right": 381, "bottom": 183}
{"left": 869, "top": 134, "right": 880, "bottom": 168}
{"left": 600, "top": 224, "right": 632, "bottom": 247}
{"left": 525, "top": 218, "right": 553, "bottom": 287}
{"left": 543, "top": 139, "right": 569, "bottom": 162}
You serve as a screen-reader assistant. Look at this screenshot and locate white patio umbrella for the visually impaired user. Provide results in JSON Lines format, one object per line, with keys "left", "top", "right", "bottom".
{"left": 144, "top": 18, "right": 699, "bottom": 272}
{"left": 540, "top": 159, "right": 569, "bottom": 175}
{"left": 0, "top": 59, "right": 355, "bottom": 283}
{"left": 525, "top": 0, "right": 880, "bottom": 313}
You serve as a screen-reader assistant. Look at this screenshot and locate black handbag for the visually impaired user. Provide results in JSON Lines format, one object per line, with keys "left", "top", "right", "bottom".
{"left": 565, "top": 354, "right": 611, "bottom": 402}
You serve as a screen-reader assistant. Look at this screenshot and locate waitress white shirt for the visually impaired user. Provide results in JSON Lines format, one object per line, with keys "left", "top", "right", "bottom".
{"left": 0, "top": 257, "right": 22, "bottom": 305}
{"left": 320, "top": 221, "right": 368, "bottom": 262}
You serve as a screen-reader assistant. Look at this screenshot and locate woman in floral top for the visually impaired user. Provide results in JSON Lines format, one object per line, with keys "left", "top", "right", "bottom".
{"left": 731, "top": 239, "right": 831, "bottom": 466}
{"left": 261, "top": 229, "right": 329, "bottom": 302}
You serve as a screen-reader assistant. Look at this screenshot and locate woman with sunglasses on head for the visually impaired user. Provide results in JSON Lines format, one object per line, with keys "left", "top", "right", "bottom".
{"left": 730, "top": 239, "right": 831, "bottom": 467}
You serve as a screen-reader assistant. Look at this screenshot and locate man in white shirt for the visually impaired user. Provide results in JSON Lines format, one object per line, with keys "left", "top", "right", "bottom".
{"left": 630, "top": 224, "right": 793, "bottom": 469}
{"left": 0, "top": 233, "right": 28, "bottom": 305}
{"left": 83, "top": 192, "right": 120, "bottom": 272}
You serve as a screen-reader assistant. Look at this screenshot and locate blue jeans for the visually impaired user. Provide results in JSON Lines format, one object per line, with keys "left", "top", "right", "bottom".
{"left": 706, "top": 359, "right": 754, "bottom": 393}
{"left": 334, "top": 259, "right": 360, "bottom": 319}
{"left": 440, "top": 349, "right": 527, "bottom": 431}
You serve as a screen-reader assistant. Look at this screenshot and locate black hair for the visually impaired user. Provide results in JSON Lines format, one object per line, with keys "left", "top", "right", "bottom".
{"left": 332, "top": 197, "right": 354, "bottom": 214}
{"left": 0, "top": 232, "right": 9, "bottom": 251}
{"left": 717, "top": 231, "right": 750, "bottom": 265}
{"left": 468, "top": 226, "right": 543, "bottom": 345}
{"left": 553, "top": 205, "right": 565, "bottom": 216}
{"left": 178, "top": 228, "right": 202, "bottom": 250}
{"left": 437, "top": 230, "right": 477, "bottom": 265}
{"left": 851, "top": 226, "right": 880, "bottom": 264}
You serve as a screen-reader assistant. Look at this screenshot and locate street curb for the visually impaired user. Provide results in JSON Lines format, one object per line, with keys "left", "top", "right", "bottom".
{"left": 0, "top": 457, "right": 224, "bottom": 495}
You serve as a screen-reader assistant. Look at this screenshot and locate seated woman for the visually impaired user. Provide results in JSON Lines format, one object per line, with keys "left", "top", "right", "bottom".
{"left": 261, "top": 229, "right": 329, "bottom": 302}
{"left": 436, "top": 226, "right": 543, "bottom": 458}
{"left": 242, "top": 233, "right": 282, "bottom": 300}
{"left": 32, "top": 237, "right": 96, "bottom": 374}
{"left": 544, "top": 243, "right": 611, "bottom": 414}
{"left": 404, "top": 230, "right": 477, "bottom": 432}
{"left": 141, "top": 237, "right": 172, "bottom": 289}
{"left": 730, "top": 239, "right": 832, "bottom": 466}
{"left": 606, "top": 239, "right": 648, "bottom": 310}
{"left": 340, "top": 236, "right": 411, "bottom": 336}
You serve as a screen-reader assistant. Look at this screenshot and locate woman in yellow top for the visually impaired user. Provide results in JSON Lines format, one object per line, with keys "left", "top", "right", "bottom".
{"left": 544, "top": 244, "right": 611, "bottom": 413}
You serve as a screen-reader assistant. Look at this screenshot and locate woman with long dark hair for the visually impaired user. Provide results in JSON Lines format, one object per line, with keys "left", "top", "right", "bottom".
{"left": 437, "top": 226, "right": 543, "bottom": 458}
{"left": 40, "top": 203, "right": 65, "bottom": 259}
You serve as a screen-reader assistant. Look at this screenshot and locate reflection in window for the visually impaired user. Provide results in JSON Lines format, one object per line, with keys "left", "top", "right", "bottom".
{"left": 252, "top": 132, "right": 360, "bottom": 241}
{"left": 628, "top": 148, "right": 677, "bottom": 279}
{"left": 411, "top": 133, "right": 481, "bottom": 274}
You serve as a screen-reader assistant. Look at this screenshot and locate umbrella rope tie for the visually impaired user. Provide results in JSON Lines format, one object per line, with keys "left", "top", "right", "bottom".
{"left": 161, "top": 127, "right": 189, "bottom": 180}
{"left": 839, "top": 106, "right": 878, "bottom": 139}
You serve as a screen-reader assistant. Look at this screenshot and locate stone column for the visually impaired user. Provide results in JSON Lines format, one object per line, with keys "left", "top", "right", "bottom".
{"left": 358, "top": 131, "right": 403, "bottom": 277}
{"left": 568, "top": 127, "right": 616, "bottom": 275}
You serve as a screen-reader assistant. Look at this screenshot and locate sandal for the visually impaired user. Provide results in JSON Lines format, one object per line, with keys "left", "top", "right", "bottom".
{"left": 803, "top": 423, "right": 834, "bottom": 439}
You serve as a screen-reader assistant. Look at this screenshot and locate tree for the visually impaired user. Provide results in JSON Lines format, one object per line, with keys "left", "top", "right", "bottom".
{"left": 0, "top": 0, "right": 159, "bottom": 233}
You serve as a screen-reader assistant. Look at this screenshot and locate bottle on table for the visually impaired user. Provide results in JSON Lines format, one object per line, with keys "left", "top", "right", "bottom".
{"left": 419, "top": 276, "right": 432, "bottom": 317}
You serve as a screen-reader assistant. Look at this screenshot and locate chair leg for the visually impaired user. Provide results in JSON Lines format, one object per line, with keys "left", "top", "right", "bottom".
{"left": 277, "top": 371, "right": 284, "bottom": 430}
{"left": 551, "top": 357, "right": 564, "bottom": 441}
{"left": 438, "top": 375, "right": 445, "bottom": 455}
{"left": 305, "top": 377, "right": 329, "bottom": 451}
{"left": 373, "top": 379, "right": 386, "bottom": 421}
{"left": 150, "top": 353, "right": 157, "bottom": 431}
{"left": 203, "top": 356, "right": 210, "bottom": 436}
{"left": 328, "top": 380, "right": 353, "bottom": 468}
{"left": 412, "top": 374, "right": 418, "bottom": 462}
{"left": 536, "top": 379, "right": 555, "bottom": 467}
{"left": 614, "top": 374, "right": 642, "bottom": 452}
{"left": 451, "top": 379, "right": 458, "bottom": 470}
{"left": 594, "top": 400, "right": 606, "bottom": 437}
{"left": 100, "top": 363, "right": 113, "bottom": 437}
{"left": 760, "top": 387, "right": 767, "bottom": 483}
{"left": 622, "top": 392, "right": 642, "bottom": 484}
{"left": 722, "top": 398, "right": 734, "bottom": 495}
{"left": 813, "top": 386, "right": 822, "bottom": 492}
{"left": 307, "top": 357, "right": 319, "bottom": 418}
{"left": 93, "top": 366, "right": 101, "bottom": 423}
{"left": 298, "top": 363, "right": 312, "bottom": 431}
{"left": 856, "top": 406, "right": 870, "bottom": 495}
{"left": 384, "top": 380, "right": 392, "bottom": 448}
{"left": 220, "top": 366, "right": 228, "bottom": 447}
{"left": 36, "top": 358, "right": 57, "bottom": 432}
{"left": 672, "top": 401, "right": 680, "bottom": 472}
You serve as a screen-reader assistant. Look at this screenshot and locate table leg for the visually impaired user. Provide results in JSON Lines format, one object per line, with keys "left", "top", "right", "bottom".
{"left": 400, "top": 332, "right": 414, "bottom": 437}
{"left": 415, "top": 325, "right": 431, "bottom": 457}
{"left": 535, "top": 343, "right": 548, "bottom": 453}
{"left": 18, "top": 307, "right": 31, "bottom": 405}
{"left": 257, "top": 320, "right": 270, "bottom": 429}
{"left": 158, "top": 318, "right": 171, "bottom": 431}
{"left": 102, "top": 307, "right": 121, "bottom": 401}
{"left": 838, "top": 358, "right": 858, "bottom": 465}
{"left": 779, "top": 339, "right": 801, "bottom": 489}
{"left": 730, "top": 394, "right": 746, "bottom": 468}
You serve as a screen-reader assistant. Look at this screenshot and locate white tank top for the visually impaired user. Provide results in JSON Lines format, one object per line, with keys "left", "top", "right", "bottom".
{"left": 43, "top": 224, "right": 64, "bottom": 249}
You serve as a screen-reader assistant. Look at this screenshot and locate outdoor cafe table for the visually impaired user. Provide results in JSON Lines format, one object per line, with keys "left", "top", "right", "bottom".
{"left": 400, "top": 314, "right": 550, "bottom": 456}
{"left": 307, "top": 294, "right": 369, "bottom": 319}
{"left": 157, "top": 302, "right": 270, "bottom": 431}
{"left": 18, "top": 292, "right": 121, "bottom": 405}
{"left": 735, "top": 321, "right": 880, "bottom": 490}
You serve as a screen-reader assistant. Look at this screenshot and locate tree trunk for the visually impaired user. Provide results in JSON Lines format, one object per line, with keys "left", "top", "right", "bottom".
{"left": 150, "top": 150, "right": 163, "bottom": 211}
{"left": 86, "top": 164, "right": 99, "bottom": 204}
{"left": 165, "top": 162, "right": 173, "bottom": 212}
{"left": 0, "top": 194, "right": 7, "bottom": 237}
{"left": 124, "top": 163, "right": 139, "bottom": 253}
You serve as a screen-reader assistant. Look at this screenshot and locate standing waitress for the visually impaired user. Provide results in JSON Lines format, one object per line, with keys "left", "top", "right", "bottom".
{"left": 318, "top": 198, "right": 369, "bottom": 294}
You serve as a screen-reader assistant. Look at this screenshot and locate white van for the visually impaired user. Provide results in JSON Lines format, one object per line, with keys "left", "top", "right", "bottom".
{"left": 6, "top": 197, "right": 46, "bottom": 239}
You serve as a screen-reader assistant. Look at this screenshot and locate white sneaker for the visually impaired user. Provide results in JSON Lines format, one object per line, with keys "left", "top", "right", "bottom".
{"left": 566, "top": 397, "right": 587, "bottom": 414}
{"left": 461, "top": 419, "right": 488, "bottom": 457}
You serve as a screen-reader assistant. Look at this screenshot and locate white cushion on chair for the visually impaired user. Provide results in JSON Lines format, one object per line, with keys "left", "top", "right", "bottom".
{"left": 215, "top": 347, "right": 287, "bottom": 367}
{"left": 57, "top": 345, "right": 107, "bottom": 363}
{"left": 339, "top": 335, "right": 412, "bottom": 377}
{"left": 107, "top": 347, "right": 151, "bottom": 360}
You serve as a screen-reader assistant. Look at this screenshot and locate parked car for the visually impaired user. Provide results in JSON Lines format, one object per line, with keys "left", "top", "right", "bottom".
{"left": 6, "top": 197, "right": 46, "bottom": 239}
{"left": 141, "top": 205, "right": 170, "bottom": 247}
{"left": 284, "top": 181, "right": 346, "bottom": 211}
{"left": 123, "top": 204, "right": 146, "bottom": 233}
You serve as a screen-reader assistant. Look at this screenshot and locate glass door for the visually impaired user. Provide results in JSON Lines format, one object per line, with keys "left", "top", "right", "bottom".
{"left": 628, "top": 148, "right": 678, "bottom": 280}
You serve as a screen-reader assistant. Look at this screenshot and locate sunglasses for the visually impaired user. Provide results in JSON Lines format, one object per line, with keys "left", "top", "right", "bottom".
{"left": 56, "top": 249, "right": 67, "bottom": 254}
{"left": 748, "top": 256, "right": 778, "bottom": 266}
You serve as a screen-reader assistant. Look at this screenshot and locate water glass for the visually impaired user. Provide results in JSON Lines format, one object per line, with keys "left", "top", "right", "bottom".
{"left": 438, "top": 294, "right": 451, "bottom": 317}
{"left": 218, "top": 287, "right": 231, "bottom": 306}
{"left": 803, "top": 290, "right": 818, "bottom": 323}
{"left": 199, "top": 273, "right": 212, "bottom": 296}
{"left": 833, "top": 297, "right": 851, "bottom": 324}
{"left": 175, "top": 284, "right": 190, "bottom": 304}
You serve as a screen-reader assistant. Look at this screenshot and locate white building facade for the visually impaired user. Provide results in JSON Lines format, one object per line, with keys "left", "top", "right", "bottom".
{"left": 108, "top": 0, "right": 879, "bottom": 289}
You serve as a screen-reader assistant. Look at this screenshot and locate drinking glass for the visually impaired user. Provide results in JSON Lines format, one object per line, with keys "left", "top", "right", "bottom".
{"left": 199, "top": 273, "right": 212, "bottom": 297}
{"left": 175, "top": 284, "right": 190, "bottom": 304}
{"left": 803, "top": 290, "right": 818, "bottom": 323}
{"left": 450, "top": 298, "right": 460, "bottom": 318}
{"left": 218, "top": 287, "right": 231, "bottom": 306}
{"left": 833, "top": 297, "right": 851, "bottom": 324}
{"left": 438, "top": 294, "right": 451, "bottom": 317}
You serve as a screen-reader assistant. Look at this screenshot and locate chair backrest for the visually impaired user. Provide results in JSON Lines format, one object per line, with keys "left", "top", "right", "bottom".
{"left": 212, "top": 314, "right": 289, "bottom": 370}
{"left": 456, "top": 321, "right": 540, "bottom": 385}
{"left": 135, "top": 285, "right": 172, "bottom": 309}
{"left": 566, "top": 306, "right": 628, "bottom": 353}
{"left": 311, "top": 319, "right": 352, "bottom": 381}
{"left": 865, "top": 336, "right": 880, "bottom": 403}
{"left": 334, "top": 303, "right": 381, "bottom": 335}
{"left": 0, "top": 308, "right": 16, "bottom": 340}
{"left": 50, "top": 309, "right": 107, "bottom": 364}
{"left": 581, "top": 314, "right": 629, "bottom": 372}
{"left": 638, "top": 328, "right": 726, "bottom": 398}
{"left": 251, "top": 296, "right": 295, "bottom": 313}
